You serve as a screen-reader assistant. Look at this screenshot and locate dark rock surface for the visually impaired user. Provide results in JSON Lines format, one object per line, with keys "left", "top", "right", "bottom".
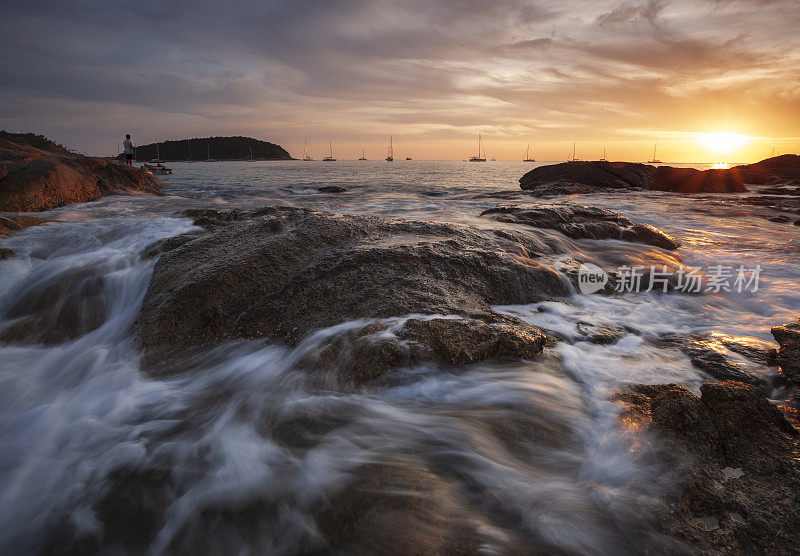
{"left": 519, "top": 161, "right": 746, "bottom": 194}
{"left": 135, "top": 207, "right": 569, "bottom": 350}
{"left": 480, "top": 203, "right": 680, "bottom": 250}
{"left": 0, "top": 265, "right": 107, "bottom": 344}
{"left": 0, "top": 214, "right": 52, "bottom": 237}
{"left": 651, "top": 167, "right": 746, "bottom": 193}
{"left": 652, "top": 333, "right": 775, "bottom": 387}
{"left": 772, "top": 321, "right": 800, "bottom": 382}
{"left": 304, "top": 316, "right": 548, "bottom": 386}
{"left": 732, "top": 154, "right": 800, "bottom": 185}
{"left": 613, "top": 381, "right": 800, "bottom": 554}
{"left": 317, "top": 185, "right": 347, "bottom": 193}
{"left": 518, "top": 161, "right": 654, "bottom": 195}
{"left": 0, "top": 138, "right": 163, "bottom": 212}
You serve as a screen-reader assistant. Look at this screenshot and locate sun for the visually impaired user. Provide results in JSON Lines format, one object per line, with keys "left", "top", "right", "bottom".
{"left": 696, "top": 132, "right": 750, "bottom": 153}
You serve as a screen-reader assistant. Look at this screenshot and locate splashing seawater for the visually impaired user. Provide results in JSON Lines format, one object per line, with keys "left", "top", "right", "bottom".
{"left": 0, "top": 162, "right": 797, "bottom": 554}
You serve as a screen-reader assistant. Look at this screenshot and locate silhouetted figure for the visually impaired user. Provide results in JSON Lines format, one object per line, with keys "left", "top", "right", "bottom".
{"left": 123, "top": 134, "right": 135, "bottom": 165}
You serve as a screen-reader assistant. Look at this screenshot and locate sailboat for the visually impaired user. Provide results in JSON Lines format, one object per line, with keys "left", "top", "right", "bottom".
{"left": 245, "top": 145, "right": 255, "bottom": 162}
{"left": 405, "top": 155, "right": 413, "bottom": 160}
{"left": 648, "top": 143, "right": 662, "bottom": 164}
{"left": 184, "top": 138, "right": 193, "bottom": 162}
{"left": 359, "top": 147, "right": 367, "bottom": 161}
{"left": 386, "top": 136, "right": 394, "bottom": 161}
{"left": 599, "top": 147, "right": 607, "bottom": 162}
{"left": 149, "top": 142, "right": 165, "bottom": 164}
{"left": 323, "top": 142, "right": 336, "bottom": 161}
{"left": 469, "top": 134, "right": 487, "bottom": 162}
{"left": 302, "top": 140, "right": 314, "bottom": 161}
{"left": 567, "top": 142, "right": 580, "bottom": 162}
{"left": 523, "top": 144, "right": 535, "bottom": 162}
{"left": 205, "top": 143, "right": 215, "bottom": 162}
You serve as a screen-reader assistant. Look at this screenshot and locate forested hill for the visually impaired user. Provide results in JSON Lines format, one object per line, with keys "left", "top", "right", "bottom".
{"left": 128, "top": 136, "right": 293, "bottom": 161}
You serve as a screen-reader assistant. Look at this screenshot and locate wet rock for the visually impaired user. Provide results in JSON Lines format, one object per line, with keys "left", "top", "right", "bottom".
{"left": 652, "top": 167, "right": 746, "bottom": 193}
{"left": 519, "top": 161, "right": 746, "bottom": 194}
{"left": 400, "top": 317, "right": 546, "bottom": 365}
{"left": 0, "top": 138, "right": 163, "bottom": 212}
{"left": 140, "top": 233, "right": 203, "bottom": 259}
{"left": 575, "top": 321, "right": 628, "bottom": 344}
{"left": 317, "top": 185, "right": 346, "bottom": 193}
{"left": 480, "top": 203, "right": 680, "bottom": 250}
{"left": 180, "top": 208, "right": 243, "bottom": 228}
{"left": 0, "top": 267, "right": 107, "bottom": 344}
{"left": 0, "top": 247, "right": 13, "bottom": 259}
{"left": 768, "top": 215, "right": 791, "bottom": 223}
{"left": 302, "top": 316, "right": 548, "bottom": 387}
{"left": 620, "top": 223, "right": 681, "bottom": 250}
{"left": 94, "top": 467, "right": 176, "bottom": 552}
{"left": 317, "top": 461, "right": 486, "bottom": 554}
{"left": 519, "top": 161, "right": 654, "bottom": 194}
{"left": 652, "top": 333, "right": 770, "bottom": 387}
{"left": 0, "top": 214, "right": 52, "bottom": 237}
{"left": 732, "top": 154, "right": 800, "bottom": 185}
{"left": 771, "top": 321, "right": 800, "bottom": 382}
{"left": 135, "top": 207, "right": 569, "bottom": 350}
{"left": 613, "top": 381, "right": 800, "bottom": 553}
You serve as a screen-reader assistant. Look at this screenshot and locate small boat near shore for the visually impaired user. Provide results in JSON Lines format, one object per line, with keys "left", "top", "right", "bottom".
{"left": 142, "top": 162, "right": 173, "bottom": 175}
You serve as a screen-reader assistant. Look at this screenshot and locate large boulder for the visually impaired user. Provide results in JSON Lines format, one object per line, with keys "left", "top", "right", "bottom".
{"left": 732, "top": 154, "right": 800, "bottom": 185}
{"left": 480, "top": 203, "right": 681, "bottom": 250}
{"left": 0, "top": 138, "right": 163, "bottom": 212}
{"left": 613, "top": 381, "right": 799, "bottom": 553}
{"left": 518, "top": 161, "right": 655, "bottom": 194}
{"left": 651, "top": 166, "right": 746, "bottom": 193}
{"left": 519, "top": 161, "right": 746, "bottom": 194}
{"left": 134, "top": 207, "right": 570, "bottom": 350}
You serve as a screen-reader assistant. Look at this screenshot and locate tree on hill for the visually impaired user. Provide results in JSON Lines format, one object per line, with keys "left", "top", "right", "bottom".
{"left": 127, "top": 136, "right": 293, "bottom": 162}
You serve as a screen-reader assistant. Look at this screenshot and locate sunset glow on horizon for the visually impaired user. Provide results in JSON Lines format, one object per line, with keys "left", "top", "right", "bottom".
{"left": 1, "top": 0, "right": 799, "bottom": 162}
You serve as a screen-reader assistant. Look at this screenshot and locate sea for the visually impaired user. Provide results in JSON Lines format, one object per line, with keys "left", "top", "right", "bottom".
{"left": 0, "top": 160, "right": 798, "bottom": 553}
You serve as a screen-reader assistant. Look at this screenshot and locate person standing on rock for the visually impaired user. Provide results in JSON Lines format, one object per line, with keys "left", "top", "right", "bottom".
{"left": 123, "top": 134, "right": 135, "bottom": 165}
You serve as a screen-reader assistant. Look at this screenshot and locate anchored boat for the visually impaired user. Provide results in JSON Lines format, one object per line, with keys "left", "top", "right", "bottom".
{"left": 323, "top": 142, "right": 336, "bottom": 161}
{"left": 469, "top": 134, "right": 487, "bottom": 162}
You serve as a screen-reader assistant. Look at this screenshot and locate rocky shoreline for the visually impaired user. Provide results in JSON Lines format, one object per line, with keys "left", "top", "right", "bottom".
{"left": 0, "top": 138, "right": 163, "bottom": 212}
{"left": 113, "top": 203, "right": 800, "bottom": 552}
{"left": 519, "top": 155, "right": 800, "bottom": 196}
{"left": 1, "top": 145, "right": 799, "bottom": 553}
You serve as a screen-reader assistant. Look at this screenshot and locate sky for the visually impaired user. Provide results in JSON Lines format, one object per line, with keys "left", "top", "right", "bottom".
{"left": 1, "top": 0, "right": 798, "bottom": 161}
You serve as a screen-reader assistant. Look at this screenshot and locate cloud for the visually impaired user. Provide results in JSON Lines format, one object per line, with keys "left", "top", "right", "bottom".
{"left": 0, "top": 0, "right": 798, "bottom": 158}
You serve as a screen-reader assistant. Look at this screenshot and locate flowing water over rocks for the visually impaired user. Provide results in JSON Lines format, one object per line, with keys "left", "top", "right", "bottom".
{"left": 0, "top": 161, "right": 798, "bottom": 554}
